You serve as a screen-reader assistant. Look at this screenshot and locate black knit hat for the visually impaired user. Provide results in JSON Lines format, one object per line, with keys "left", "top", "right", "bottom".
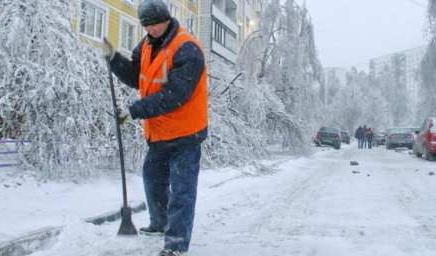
{"left": 138, "top": 0, "right": 171, "bottom": 27}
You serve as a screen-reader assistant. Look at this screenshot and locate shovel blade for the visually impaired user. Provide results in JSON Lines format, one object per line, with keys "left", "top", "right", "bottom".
{"left": 117, "top": 206, "right": 138, "bottom": 235}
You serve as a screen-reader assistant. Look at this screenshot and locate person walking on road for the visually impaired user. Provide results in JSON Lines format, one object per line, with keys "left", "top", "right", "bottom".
{"left": 367, "top": 127, "right": 374, "bottom": 149}
{"left": 362, "top": 125, "right": 368, "bottom": 149}
{"left": 355, "top": 126, "right": 364, "bottom": 149}
{"left": 102, "top": 0, "right": 208, "bottom": 255}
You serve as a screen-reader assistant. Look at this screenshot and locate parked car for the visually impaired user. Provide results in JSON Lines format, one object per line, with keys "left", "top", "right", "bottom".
{"left": 373, "top": 131, "right": 386, "bottom": 146}
{"left": 385, "top": 127, "right": 415, "bottom": 150}
{"left": 413, "top": 117, "right": 436, "bottom": 161}
{"left": 410, "top": 127, "right": 420, "bottom": 134}
{"left": 314, "top": 127, "right": 341, "bottom": 150}
{"left": 340, "top": 131, "right": 350, "bottom": 144}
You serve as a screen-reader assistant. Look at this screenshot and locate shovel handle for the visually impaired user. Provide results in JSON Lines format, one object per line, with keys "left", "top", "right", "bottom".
{"left": 106, "top": 59, "right": 128, "bottom": 208}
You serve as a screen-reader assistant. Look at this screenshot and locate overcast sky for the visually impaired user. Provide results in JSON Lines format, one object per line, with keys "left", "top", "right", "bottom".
{"left": 295, "top": 0, "right": 428, "bottom": 69}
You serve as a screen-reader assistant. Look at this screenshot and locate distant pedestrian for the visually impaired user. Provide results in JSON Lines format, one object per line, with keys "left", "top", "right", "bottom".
{"left": 367, "top": 128, "right": 374, "bottom": 149}
{"left": 363, "top": 125, "right": 368, "bottom": 148}
{"left": 355, "top": 126, "right": 364, "bottom": 149}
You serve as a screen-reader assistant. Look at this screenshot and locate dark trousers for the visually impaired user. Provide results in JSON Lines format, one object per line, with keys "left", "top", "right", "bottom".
{"left": 143, "top": 142, "right": 201, "bottom": 252}
{"left": 358, "top": 138, "right": 364, "bottom": 149}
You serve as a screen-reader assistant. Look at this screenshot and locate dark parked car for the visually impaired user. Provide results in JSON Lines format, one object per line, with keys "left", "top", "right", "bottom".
{"left": 373, "top": 131, "right": 386, "bottom": 146}
{"left": 314, "top": 127, "right": 341, "bottom": 150}
{"left": 340, "top": 131, "right": 350, "bottom": 144}
{"left": 385, "top": 127, "right": 415, "bottom": 150}
{"left": 413, "top": 117, "right": 436, "bottom": 161}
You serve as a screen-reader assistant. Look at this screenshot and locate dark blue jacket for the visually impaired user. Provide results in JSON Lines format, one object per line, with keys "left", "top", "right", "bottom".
{"left": 109, "top": 18, "right": 207, "bottom": 148}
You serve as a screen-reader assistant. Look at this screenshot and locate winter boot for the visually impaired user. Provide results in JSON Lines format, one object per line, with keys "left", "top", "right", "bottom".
{"left": 139, "top": 226, "right": 165, "bottom": 236}
{"left": 157, "top": 249, "right": 186, "bottom": 256}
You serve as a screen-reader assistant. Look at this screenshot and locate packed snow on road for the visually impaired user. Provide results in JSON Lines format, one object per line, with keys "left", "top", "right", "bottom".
{"left": 2, "top": 143, "right": 436, "bottom": 256}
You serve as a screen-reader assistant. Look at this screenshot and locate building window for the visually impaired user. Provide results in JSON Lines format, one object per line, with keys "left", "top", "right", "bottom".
{"left": 212, "top": 19, "right": 237, "bottom": 53}
{"left": 185, "top": 12, "right": 197, "bottom": 34}
{"left": 79, "top": 1, "right": 106, "bottom": 41}
{"left": 120, "top": 18, "right": 136, "bottom": 51}
{"left": 213, "top": 20, "right": 224, "bottom": 45}
{"left": 168, "top": 1, "right": 180, "bottom": 20}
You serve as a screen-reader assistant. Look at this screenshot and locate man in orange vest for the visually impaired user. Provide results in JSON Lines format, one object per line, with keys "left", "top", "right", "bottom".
{"left": 102, "top": 0, "right": 208, "bottom": 255}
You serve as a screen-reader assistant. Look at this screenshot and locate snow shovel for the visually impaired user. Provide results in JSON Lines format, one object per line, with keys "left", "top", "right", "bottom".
{"left": 106, "top": 59, "right": 138, "bottom": 236}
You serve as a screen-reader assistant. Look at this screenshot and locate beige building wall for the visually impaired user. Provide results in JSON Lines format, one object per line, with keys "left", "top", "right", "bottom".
{"left": 71, "top": 0, "right": 200, "bottom": 55}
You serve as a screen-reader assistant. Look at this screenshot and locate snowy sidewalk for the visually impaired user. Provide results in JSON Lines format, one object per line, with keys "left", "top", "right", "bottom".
{"left": 0, "top": 172, "right": 146, "bottom": 243}
{"left": 0, "top": 165, "right": 245, "bottom": 244}
{"left": 0, "top": 140, "right": 21, "bottom": 168}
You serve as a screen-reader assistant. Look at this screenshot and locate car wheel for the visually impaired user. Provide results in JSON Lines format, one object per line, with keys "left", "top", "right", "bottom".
{"left": 414, "top": 147, "right": 422, "bottom": 158}
{"left": 424, "top": 147, "right": 435, "bottom": 161}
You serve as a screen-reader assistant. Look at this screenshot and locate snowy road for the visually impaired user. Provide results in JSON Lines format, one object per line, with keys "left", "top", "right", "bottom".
{"left": 30, "top": 144, "right": 436, "bottom": 256}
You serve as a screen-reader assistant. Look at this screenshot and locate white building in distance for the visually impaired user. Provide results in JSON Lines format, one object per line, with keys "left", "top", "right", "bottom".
{"left": 369, "top": 45, "right": 426, "bottom": 104}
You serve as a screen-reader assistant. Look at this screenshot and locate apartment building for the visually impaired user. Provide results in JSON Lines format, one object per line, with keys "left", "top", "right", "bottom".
{"left": 164, "top": 0, "right": 200, "bottom": 35}
{"left": 72, "top": 0, "right": 200, "bottom": 55}
{"left": 369, "top": 46, "right": 426, "bottom": 100}
{"left": 197, "top": 0, "right": 260, "bottom": 63}
{"left": 71, "top": 0, "right": 142, "bottom": 56}
{"left": 72, "top": 0, "right": 261, "bottom": 63}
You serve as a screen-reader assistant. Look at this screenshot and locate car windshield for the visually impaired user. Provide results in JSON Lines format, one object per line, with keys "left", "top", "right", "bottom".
{"left": 387, "top": 128, "right": 414, "bottom": 134}
{"left": 407, "top": 127, "right": 419, "bottom": 133}
{"left": 320, "top": 127, "right": 339, "bottom": 133}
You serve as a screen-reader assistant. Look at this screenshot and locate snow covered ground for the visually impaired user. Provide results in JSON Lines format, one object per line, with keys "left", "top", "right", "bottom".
{"left": 0, "top": 140, "right": 21, "bottom": 168}
{"left": 2, "top": 143, "right": 436, "bottom": 255}
{"left": 0, "top": 169, "right": 145, "bottom": 242}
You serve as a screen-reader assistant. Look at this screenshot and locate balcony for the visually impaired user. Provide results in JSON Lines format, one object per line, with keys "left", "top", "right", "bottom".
{"left": 212, "top": 3, "right": 238, "bottom": 34}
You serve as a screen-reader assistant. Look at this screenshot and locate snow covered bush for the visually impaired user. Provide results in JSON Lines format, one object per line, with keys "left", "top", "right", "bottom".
{"left": 234, "top": 0, "right": 324, "bottom": 154}
{"left": 0, "top": 0, "right": 144, "bottom": 179}
{"left": 203, "top": 56, "right": 269, "bottom": 167}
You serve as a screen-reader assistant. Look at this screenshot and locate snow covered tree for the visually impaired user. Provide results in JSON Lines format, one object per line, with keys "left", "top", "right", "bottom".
{"left": 324, "top": 65, "right": 394, "bottom": 134}
{"left": 236, "top": 0, "right": 325, "bottom": 154}
{"left": 418, "top": 0, "right": 436, "bottom": 120}
{"left": 0, "top": 0, "right": 144, "bottom": 178}
{"left": 0, "top": 0, "right": 327, "bottom": 177}
{"left": 370, "top": 54, "right": 411, "bottom": 127}
{"left": 389, "top": 54, "right": 410, "bottom": 125}
{"left": 365, "top": 62, "right": 391, "bottom": 130}
{"left": 204, "top": 56, "right": 270, "bottom": 167}
{"left": 325, "top": 70, "right": 341, "bottom": 105}
{"left": 326, "top": 68, "right": 363, "bottom": 133}
{"left": 419, "top": 40, "right": 436, "bottom": 120}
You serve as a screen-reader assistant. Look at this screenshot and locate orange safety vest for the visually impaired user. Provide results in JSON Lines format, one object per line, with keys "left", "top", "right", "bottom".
{"left": 139, "top": 27, "right": 208, "bottom": 142}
